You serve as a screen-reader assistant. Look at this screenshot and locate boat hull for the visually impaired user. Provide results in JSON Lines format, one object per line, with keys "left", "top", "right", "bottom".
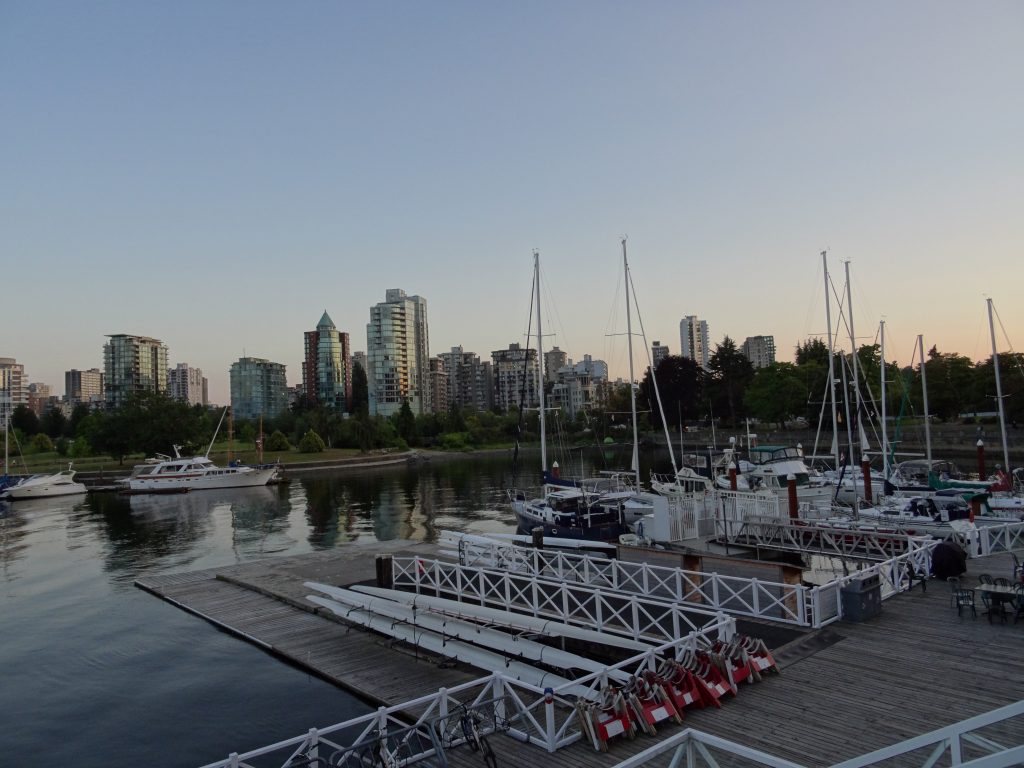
{"left": 513, "top": 507, "right": 629, "bottom": 542}
{"left": 126, "top": 466, "right": 276, "bottom": 492}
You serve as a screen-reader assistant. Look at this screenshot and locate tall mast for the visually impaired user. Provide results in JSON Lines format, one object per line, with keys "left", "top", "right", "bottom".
{"left": 844, "top": 260, "right": 864, "bottom": 459}
{"left": 823, "top": 251, "right": 840, "bottom": 470}
{"left": 880, "top": 321, "right": 889, "bottom": 481}
{"left": 623, "top": 239, "right": 640, "bottom": 489}
{"left": 987, "top": 298, "right": 1010, "bottom": 473}
{"left": 918, "top": 335, "right": 932, "bottom": 466}
{"left": 534, "top": 250, "right": 547, "bottom": 474}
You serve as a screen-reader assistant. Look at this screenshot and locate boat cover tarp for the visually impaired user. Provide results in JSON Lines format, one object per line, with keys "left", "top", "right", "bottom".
{"left": 930, "top": 540, "right": 967, "bottom": 579}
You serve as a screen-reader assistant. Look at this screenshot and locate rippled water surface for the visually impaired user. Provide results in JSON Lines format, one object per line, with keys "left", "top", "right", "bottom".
{"left": 0, "top": 453, "right": 531, "bottom": 767}
{"left": 0, "top": 447, "right": 673, "bottom": 767}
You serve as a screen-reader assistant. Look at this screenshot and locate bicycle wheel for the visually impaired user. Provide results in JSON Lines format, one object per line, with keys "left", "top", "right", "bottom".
{"left": 482, "top": 739, "right": 498, "bottom": 768}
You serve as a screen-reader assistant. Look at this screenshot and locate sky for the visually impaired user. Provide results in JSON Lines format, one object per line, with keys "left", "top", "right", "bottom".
{"left": 3, "top": 2, "right": 1022, "bottom": 405}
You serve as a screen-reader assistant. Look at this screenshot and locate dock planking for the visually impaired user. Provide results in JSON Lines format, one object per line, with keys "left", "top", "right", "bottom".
{"left": 136, "top": 545, "right": 1024, "bottom": 766}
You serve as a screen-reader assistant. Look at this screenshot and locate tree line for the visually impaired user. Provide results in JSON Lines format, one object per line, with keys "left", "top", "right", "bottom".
{"left": 6, "top": 336, "right": 1020, "bottom": 464}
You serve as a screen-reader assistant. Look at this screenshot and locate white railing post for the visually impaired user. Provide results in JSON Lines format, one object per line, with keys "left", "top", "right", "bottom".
{"left": 544, "top": 687, "right": 556, "bottom": 752}
{"left": 711, "top": 573, "right": 720, "bottom": 609}
{"left": 228, "top": 753, "right": 239, "bottom": 768}
{"left": 306, "top": 728, "right": 319, "bottom": 764}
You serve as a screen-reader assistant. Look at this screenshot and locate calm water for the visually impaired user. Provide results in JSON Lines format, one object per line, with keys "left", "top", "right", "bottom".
{"left": 0, "top": 448, "right": 662, "bottom": 767}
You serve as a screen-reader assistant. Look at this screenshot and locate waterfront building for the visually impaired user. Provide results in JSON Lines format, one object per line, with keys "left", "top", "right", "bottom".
{"left": 427, "top": 357, "right": 448, "bottom": 415}
{"left": 491, "top": 343, "right": 538, "bottom": 413}
{"left": 543, "top": 347, "right": 568, "bottom": 384}
{"left": 65, "top": 368, "right": 104, "bottom": 407}
{"left": 651, "top": 341, "right": 670, "bottom": 371}
{"left": 229, "top": 357, "right": 289, "bottom": 422}
{"left": 437, "top": 346, "right": 493, "bottom": 412}
{"left": 571, "top": 354, "right": 609, "bottom": 380}
{"left": 303, "top": 311, "right": 351, "bottom": 412}
{"left": 549, "top": 354, "right": 609, "bottom": 419}
{"left": 103, "top": 334, "right": 169, "bottom": 409}
{"left": 167, "top": 363, "right": 208, "bottom": 407}
{"left": 0, "top": 357, "right": 27, "bottom": 427}
{"left": 27, "top": 383, "right": 51, "bottom": 416}
{"left": 679, "top": 315, "right": 710, "bottom": 370}
{"left": 742, "top": 335, "right": 777, "bottom": 369}
{"left": 366, "top": 289, "right": 430, "bottom": 418}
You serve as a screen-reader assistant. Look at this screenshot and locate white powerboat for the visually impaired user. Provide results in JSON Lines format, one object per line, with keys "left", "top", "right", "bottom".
{"left": 4, "top": 467, "right": 87, "bottom": 500}
{"left": 121, "top": 450, "right": 276, "bottom": 492}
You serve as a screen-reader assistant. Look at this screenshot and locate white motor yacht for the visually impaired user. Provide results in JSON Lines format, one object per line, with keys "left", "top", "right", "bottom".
{"left": 122, "top": 451, "right": 277, "bottom": 492}
{"left": 4, "top": 467, "right": 87, "bottom": 500}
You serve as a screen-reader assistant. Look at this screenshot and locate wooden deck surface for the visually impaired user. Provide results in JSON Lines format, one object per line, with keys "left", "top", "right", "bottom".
{"left": 136, "top": 545, "right": 1024, "bottom": 767}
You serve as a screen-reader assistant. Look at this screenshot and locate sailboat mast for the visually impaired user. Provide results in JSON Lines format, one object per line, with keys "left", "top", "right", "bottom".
{"left": 880, "top": 320, "right": 888, "bottom": 481}
{"left": 918, "top": 334, "right": 932, "bottom": 466}
{"left": 844, "top": 260, "right": 862, "bottom": 463}
{"left": 534, "top": 250, "right": 547, "bottom": 474}
{"left": 623, "top": 239, "right": 640, "bottom": 489}
{"left": 987, "top": 298, "right": 1010, "bottom": 473}
{"left": 822, "top": 251, "right": 840, "bottom": 470}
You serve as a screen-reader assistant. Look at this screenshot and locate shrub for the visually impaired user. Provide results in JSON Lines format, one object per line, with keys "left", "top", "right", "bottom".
{"left": 70, "top": 438, "right": 93, "bottom": 458}
{"left": 297, "top": 429, "right": 326, "bottom": 453}
{"left": 265, "top": 430, "right": 292, "bottom": 451}
{"left": 30, "top": 433, "right": 54, "bottom": 453}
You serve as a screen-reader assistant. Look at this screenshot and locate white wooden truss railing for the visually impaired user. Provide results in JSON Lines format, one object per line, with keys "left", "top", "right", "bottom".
{"left": 608, "top": 699, "right": 1024, "bottom": 768}
{"left": 441, "top": 532, "right": 808, "bottom": 626}
{"left": 722, "top": 517, "right": 936, "bottom": 561}
{"left": 439, "top": 531, "right": 939, "bottom": 629}
{"left": 391, "top": 556, "right": 731, "bottom": 645}
{"left": 198, "top": 611, "right": 737, "bottom": 767}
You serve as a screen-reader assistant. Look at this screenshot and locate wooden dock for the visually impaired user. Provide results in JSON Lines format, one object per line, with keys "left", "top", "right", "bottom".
{"left": 136, "top": 545, "right": 1024, "bottom": 766}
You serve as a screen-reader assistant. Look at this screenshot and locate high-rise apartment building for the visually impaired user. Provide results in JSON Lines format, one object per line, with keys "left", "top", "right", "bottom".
{"left": 742, "top": 335, "right": 777, "bottom": 369}
{"left": 491, "top": 343, "right": 538, "bottom": 413}
{"left": 437, "top": 347, "right": 493, "bottom": 412}
{"left": 427, "top": 357, "right": 448, "bottom": 415}
{"left": 549, "top": 354, "right": 608, "bottom": 420}
{"left": 651, "top": 341, "right": 669, "bottom": 371}
{"left": 543, "top": 347, "right": 568, "bottom": 384}
{"left": 366, "top": 289, "right": 429, "bottom": 418}
{"left": 303, "top": 311, "right": 351, "bottom": 412}
{"left": 103, "top": 334, "right": 168, "bottom": 409}
{"left": 679, "top": 316, "right": 710, "bottom": 370}
{"left": 27, "top": 383, "right": 52, "bottom": 416}
{"left": 167, "top": 363, "right": 208, "bottom": 407}
{"left": 65, "top": 368, "right": 104, "bottom": 407}
{"left": 229, "top": 357, "right": 289, "bottom": 421}
{"left": 0, "top": 357, "right": 27, "bottom": 427}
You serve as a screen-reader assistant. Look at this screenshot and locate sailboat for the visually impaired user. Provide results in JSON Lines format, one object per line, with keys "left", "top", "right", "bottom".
{"left": 508, "top": 248, "right": 640, "bottom": 541}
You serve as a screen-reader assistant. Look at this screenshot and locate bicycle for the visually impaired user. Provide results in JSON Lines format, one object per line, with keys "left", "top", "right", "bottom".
{"left": 458, "top": 706, "right": 497, "bottom": 768}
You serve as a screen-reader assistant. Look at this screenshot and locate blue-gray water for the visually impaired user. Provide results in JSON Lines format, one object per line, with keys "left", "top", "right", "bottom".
{"left": 0, "top": 448, "right": 664, "bottom": 767}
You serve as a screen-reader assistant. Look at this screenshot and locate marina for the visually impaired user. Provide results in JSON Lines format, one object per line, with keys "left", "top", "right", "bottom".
{"left": 136, "top": 536, "right": 1024, "bottom": 766}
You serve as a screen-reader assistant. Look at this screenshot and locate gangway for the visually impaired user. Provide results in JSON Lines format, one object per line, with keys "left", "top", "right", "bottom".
{"left": 722, "top": 517, "right": 935, "bottom": 561}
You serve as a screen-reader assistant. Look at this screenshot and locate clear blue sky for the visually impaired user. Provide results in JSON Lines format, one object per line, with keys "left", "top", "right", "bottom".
{"left": 3, "top": 2, "right": 1021, "bottom": 404}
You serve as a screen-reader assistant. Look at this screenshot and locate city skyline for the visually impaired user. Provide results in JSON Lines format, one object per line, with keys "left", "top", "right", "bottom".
{"left": 4, "top": 3, "right": 1021, "bottom": 404}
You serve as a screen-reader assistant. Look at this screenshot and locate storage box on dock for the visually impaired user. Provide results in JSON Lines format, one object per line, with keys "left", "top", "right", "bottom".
{"left": 840, "top": 574, "right": 882, "bottom": 622}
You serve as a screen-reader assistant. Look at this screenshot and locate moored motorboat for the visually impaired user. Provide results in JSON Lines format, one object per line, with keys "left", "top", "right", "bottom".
{"left": 4, "top": 466, "right": 87, "bottom": 500}
{"left": 120, "top": 450, "right": 277, "bottom": 493}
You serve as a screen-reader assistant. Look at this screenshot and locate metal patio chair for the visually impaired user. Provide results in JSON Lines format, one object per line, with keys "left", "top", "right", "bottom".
{"left": 947, "top": 576, "right": 962, "bottom": 607}
{"left": 978, "top": 573, "right": 994, "bottom": 585}
{"left": 981, "top": 590, "right": 1009, "bottom": 624}
{"left": 954, "top": 588, "right": 977, "bottom": 619}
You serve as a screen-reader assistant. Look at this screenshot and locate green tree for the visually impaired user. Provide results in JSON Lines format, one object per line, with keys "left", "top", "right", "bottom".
{"left": 707, "top": 337, "right": 755, "bottom": 426}
{"left": 70, "top": 437, "right": 93, "bottom": 458}
{"left": 638, "top": 355, "right": 705, "bottom": 429}
{"left": 744, "top": 363, "right": 806, "bottom": 428}
{"left": 40, "top": 407, "right": 68, "bottom": 439}
{"left": 68, "top": 403, "right": 92, "bottom": 438}
{"left": 297, "top": 429, "right": 326, "bottom": 453}
{"left": 11, "top": 405, "right": 39, "bottom": 436}
{"left": 351, "top": 362, "right": 369, "bottom": 416}
{"left": 394, "top": 400, "right": 417, "bottom": 445}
